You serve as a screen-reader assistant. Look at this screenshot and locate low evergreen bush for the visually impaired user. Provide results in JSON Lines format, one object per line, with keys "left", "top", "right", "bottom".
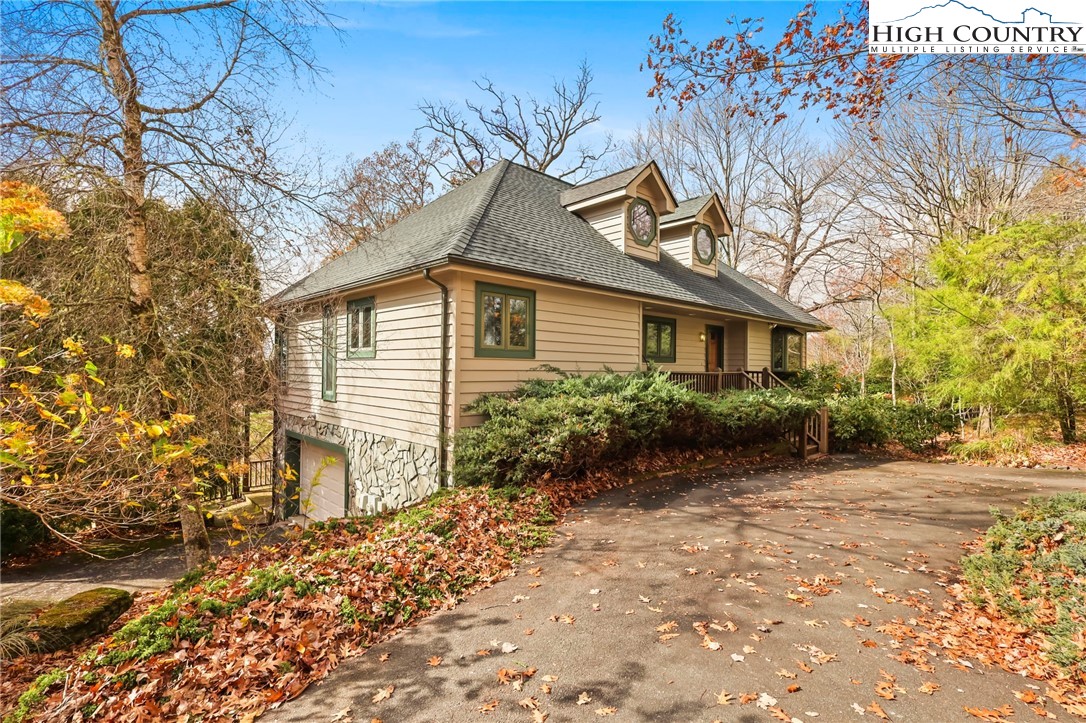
{"left": 453, "top": 370, "right": 817, "bottom": 487}
{"left": 828, "top": 395, "right": 955, "bottom": 452}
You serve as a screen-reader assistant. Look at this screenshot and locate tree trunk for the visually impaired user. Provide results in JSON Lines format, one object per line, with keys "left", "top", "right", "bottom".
{"left": 176, "top": 463, "right": 211, "bottom": 569}
{"left": 1056, "top": 388, "right": 1077, "bottom": 444}
{"left": 97, "top": 1, "right": 209, "bottom": 566}
{"left": 977, "top": 405, "right": 994, "bottom": 437}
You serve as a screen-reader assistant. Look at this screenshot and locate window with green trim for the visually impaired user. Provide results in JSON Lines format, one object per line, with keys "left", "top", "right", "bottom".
{"left": 347, "top": 297, "right": 376, "bottom": 358}
{"left": 321, "top": 305, "right": 337, "bottom": 401}
{"left": 475, "top": 283, "right": 535, "bottom": 358}
{"left": 771, "top": 327, "right": 804, "bottom": 373}
{"left": 274, "top": 323, "right": 289, "bottom": 380}
{"left": 643, "top": 316, "right": 676, "bottom": 364}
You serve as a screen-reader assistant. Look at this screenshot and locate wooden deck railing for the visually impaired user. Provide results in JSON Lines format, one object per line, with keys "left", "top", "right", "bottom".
{"left": 208, "top": 458, "right": 275, "bottom": 503}
{"left": 787, "top": 407, "right": 829, "bottom": 460}
{"left": 668, "top": 370, "right": 763, "bottom": 394}
{"left": 668, "top": 368, "right": 792, "bottom": 394}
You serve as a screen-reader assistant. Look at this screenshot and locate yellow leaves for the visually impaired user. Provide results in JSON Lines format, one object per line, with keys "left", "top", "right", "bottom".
{"left": 0, "top": 279, "right": 52, "bottom": 319}
{"left": 63, "top": 338, "right": 86, "bottom": 357}
{"left": 171, "top": 413, "right": 196, "bottom": 426}
{"left": 20, "top": 365, "right": 42, "bottom": 375}
{"left": 0, "top": 181, "right": 69, "bottom": 251}
{"left": 115, "top": 343, "right": 136, "bottom": 359}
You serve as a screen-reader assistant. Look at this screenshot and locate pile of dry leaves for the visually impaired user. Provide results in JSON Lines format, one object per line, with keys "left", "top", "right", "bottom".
{"left": 1, "top": 446, "right": 743, "bottom": 722}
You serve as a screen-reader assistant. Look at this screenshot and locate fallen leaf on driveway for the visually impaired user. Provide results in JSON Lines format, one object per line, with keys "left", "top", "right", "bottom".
{"left": 371, "top": 686, "right": 394, "bottom": 704}
{"left": 331, "top": 707, "right": 351, "bottom": 722}
{"left": 478, "top": 700, "right": 499, "bottom": 714}
{"left": 716, "top": 690, "right": 734, "bottom": 706}
{"left": 595, "top": 707, "right": 617, "bottom": 716}
{"left": 427, "top": 656, "right": 442, "bottom": 667}
{"left": 964, "top": 705, "right": 1014, "bottom": 721}
{"left": 866, "top": 700, "right": 890, "bottom": 720}
{"left": 918, "top": 682, "right": 940, "bottom": 695}
{"left": 577, "top": 692, "right": 592, "bottom": 705}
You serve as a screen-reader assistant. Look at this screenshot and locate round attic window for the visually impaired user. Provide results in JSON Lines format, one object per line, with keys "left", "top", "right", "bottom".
{"left": 627, "top": 198, "right": 656, "bottom": 246}
{"left": 694, "top": 224, "right": 716, "bottom": 264}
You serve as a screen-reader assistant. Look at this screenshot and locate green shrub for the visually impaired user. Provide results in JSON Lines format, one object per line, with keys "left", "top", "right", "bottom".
{"left": 960, "top": 493, "right": 1086, "bottom": 677}
{"left": 828, "top": 395, "right": 955, "bottom": 452}
{"left": 888, "top": 402, "right": 958, "bottom": 452}
{"left": 0, "top": 504, "right": 48, "bottom": 560}
{"left": 827, "top": 395, "right": 892, "bottom": 450}
{"left": 453, "top": 370, "right": 817, "bottom": 487}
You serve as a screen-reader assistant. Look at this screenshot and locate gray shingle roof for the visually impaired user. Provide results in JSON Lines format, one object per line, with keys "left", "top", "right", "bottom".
{"left": 274, "top": 160, "right": 826, "bottom": 330}
{"left": 557, "top": 162, "right": 649, "bottom": 207}
{"left": 661, "top": 194, "right": 713, "bottom": 225}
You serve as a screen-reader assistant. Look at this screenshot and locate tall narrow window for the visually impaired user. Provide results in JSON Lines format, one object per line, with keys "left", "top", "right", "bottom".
{"left": 643, "top": 316, "right": 676, "bottom": 364}
{"left": 321, "top": 305, "right": 337, "bottom": 401}
{"left": 475, "top": 283, "right": 535, "bottom": 358}
{"left": 771, "top": 327, "right": 805, "bottom": 373}
{"left": 274, "top": 323, "right": 289, "bottom": 380}
{"left": 347, "top": 297, "right": 376, "bottom": 358}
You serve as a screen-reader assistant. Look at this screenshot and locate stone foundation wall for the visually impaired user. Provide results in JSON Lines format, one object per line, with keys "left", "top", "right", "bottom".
{"left": 284, "top": 414, "right": 440, "bottom": 514}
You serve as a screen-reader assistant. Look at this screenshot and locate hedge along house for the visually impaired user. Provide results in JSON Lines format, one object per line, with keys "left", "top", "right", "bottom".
{"left": 269, "top": 160, "right": 827, "bottom": 521}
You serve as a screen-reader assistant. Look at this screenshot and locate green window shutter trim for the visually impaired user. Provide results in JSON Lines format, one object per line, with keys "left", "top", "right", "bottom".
{"left": 643, "top": 315, "right": 677, "bottom": 364}
{"left": 347, "top": 297, "right": 376, "bottom": 359}
{"left": 474, "top": 282, "right": 536, "bottom": 359}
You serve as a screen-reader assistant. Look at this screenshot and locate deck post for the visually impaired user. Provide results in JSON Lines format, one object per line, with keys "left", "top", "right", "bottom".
{"left": 818, "top": 407, "right": 829, "bottom": 454}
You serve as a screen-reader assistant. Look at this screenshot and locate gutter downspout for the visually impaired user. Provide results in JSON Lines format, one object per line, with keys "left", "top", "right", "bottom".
{"left": 422, "top": 269, "right": 450, "bottom": 487}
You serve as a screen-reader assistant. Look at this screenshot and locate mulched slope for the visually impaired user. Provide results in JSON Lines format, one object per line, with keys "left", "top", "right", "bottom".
{"left": 2, "top": 447, "right": 739, "bottom": 722}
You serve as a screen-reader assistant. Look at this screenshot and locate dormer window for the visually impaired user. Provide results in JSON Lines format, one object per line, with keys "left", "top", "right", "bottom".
{"left": 628, "top": 199, "right": 656, "bottom": 246}
{"left": 693, "top": 224, "right": 716, "bottom": 264}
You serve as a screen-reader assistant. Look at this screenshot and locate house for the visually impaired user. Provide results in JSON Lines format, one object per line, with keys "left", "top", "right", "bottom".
{"left": 270, "top": 160, "right": 826, "bottom": 520}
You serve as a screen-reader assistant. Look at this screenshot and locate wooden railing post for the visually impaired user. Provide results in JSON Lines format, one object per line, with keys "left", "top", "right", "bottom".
{"left": 819, "top": 407, "right": 829, "bottom": 454}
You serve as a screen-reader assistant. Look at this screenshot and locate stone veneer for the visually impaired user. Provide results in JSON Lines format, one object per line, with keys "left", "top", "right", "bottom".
{"left": 285, "top": 414, "right": 440, "bottom": 515}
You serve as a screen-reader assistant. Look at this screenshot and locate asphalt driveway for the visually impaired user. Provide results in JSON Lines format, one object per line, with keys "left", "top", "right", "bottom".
{"left": 270, "top": 455, "right": 1084, "bottom": 723}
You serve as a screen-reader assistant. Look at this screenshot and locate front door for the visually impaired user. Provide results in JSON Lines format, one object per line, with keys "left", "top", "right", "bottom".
{"left": 706, "top": 325, "right": 724, "bottom": 372}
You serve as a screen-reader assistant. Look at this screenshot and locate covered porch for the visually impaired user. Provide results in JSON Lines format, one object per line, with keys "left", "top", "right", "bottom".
{"left": 640, "top": 301, "right": 807, "bottom": 393}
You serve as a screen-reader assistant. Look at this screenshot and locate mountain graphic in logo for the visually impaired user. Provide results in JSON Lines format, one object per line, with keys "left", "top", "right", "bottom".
{"left": 889, "top": 1, "right": 1073, "bottom": 25}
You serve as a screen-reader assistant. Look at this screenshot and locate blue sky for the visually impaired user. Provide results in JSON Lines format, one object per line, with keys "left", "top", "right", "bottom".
{"left": 283, "top": 1, "right": 814, "bottom": 163}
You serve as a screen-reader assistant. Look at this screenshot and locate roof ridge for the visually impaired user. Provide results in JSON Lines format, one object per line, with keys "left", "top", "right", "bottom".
{"left": 568, "top": 161, "right": 647, "bottom": 188}
{"left": 448, "top": 159, "right": 512, "bottom": 257}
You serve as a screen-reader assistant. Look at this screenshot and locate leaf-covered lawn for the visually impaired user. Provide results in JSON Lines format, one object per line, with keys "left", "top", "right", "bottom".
{"left": 0, "top": 448, "right": 723, "bottom": 722}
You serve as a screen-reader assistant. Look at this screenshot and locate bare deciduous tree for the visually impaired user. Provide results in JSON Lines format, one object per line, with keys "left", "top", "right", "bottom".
{"left": 627, "top": 99, "right": 768, "bottom": 268}
{"left": 324, "top": 134, "right": 444, "bottom": 258}
{"left": 418, "top": 62, "right": 614, "bottom": 184}
{"left": 1, "top": 0, "right": 333, "bottom": 568}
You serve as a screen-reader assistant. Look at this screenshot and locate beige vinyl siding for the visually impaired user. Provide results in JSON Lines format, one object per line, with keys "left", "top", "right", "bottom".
{"left": 652, "top": 314, "right": 705, "bottom": 372}
{"left": 725, "top": 321, "right": 747, "bottom": 371}
{"left": 456, "top": 271, "right": 641, "bottom": 424}
{"left": 281, "top": 278, "right": 444, "bottom": 448}
{"left": 691, "top": 250, "right": 718, "bottom": 278}
{"left": 624, "top": 197, "right": 660, "bottom": 262}
{"left": 747, "top": 321, "right": 773, "bottom": 369}
{"left": 659, "top": 228, "right": 691, "bottom": 266}
{"left": 579, "top": 199, "right": 625, "bottom": 253}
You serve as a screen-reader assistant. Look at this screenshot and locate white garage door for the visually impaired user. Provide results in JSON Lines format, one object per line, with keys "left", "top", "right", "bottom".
{"left": 299, "top": 442, "right": 347, "bottom": 521}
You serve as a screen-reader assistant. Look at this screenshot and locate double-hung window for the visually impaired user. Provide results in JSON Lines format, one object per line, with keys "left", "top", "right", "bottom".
{"left": 347, "top": 297, "right": 376, "bottom": 358}
{"left": 475, "top": 283, "right": 535, "bottom": 358}
{"left": 321, "top": 305, "right": 337, "bottom": 401}
{"left": 643, "top": 316, "right": 676, "bottom": 364}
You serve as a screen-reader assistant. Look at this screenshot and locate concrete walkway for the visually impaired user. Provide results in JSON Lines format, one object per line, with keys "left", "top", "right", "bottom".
{"left": 269, "top": 455, "right": 1083, "bottom": 723}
